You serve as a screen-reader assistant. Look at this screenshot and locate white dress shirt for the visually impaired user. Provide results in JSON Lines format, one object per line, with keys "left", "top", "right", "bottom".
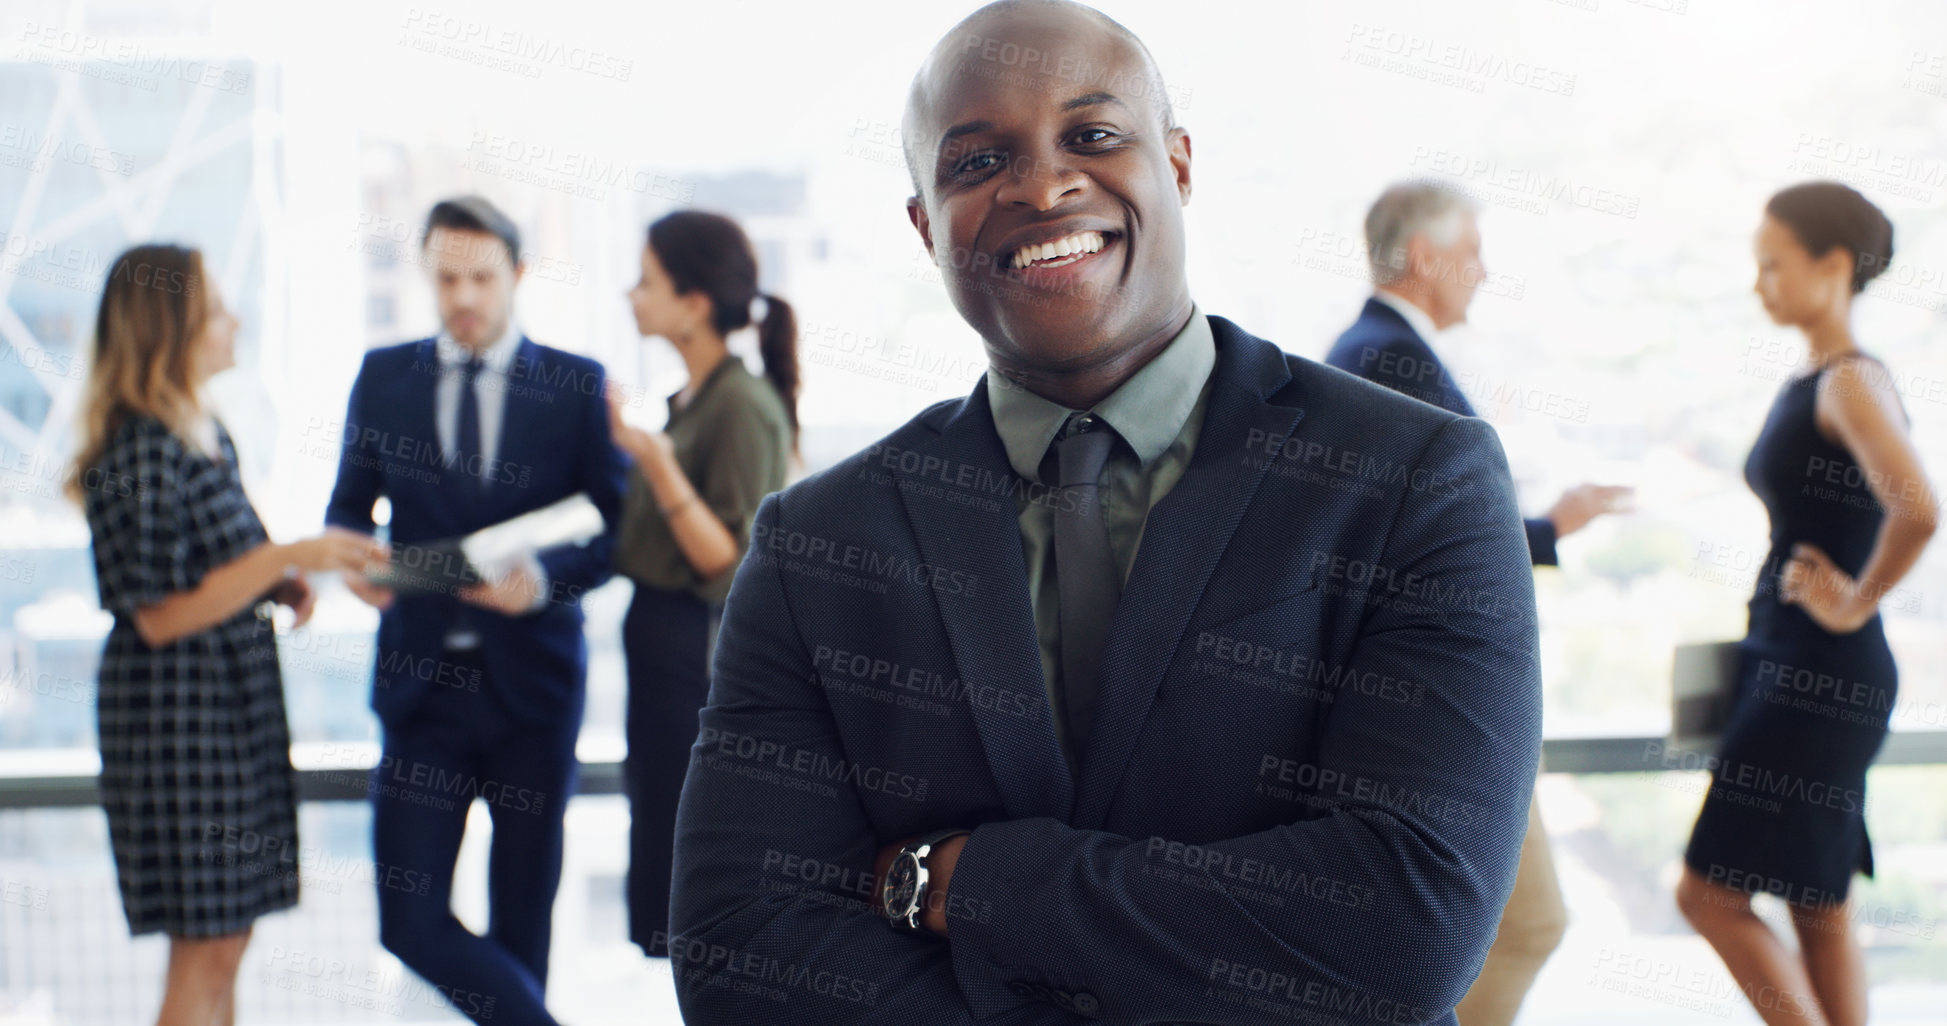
{"left": 431, "top": 320, "right": 548, "bottom": 636}
{"left": 1371, "top": 288, "right": 1441, "bottom": 345}
{"left": 434, "top": 320, "right": 523, "bottom": 475}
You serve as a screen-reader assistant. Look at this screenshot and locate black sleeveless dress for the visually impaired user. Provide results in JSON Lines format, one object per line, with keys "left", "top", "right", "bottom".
{"left": 1683, "top": 355, "right": 1900, "bottom": 907}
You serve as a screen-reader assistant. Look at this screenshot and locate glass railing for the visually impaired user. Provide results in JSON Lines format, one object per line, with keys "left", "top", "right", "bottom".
{"left": 2, "top": 757, "right": 1944, "bottom": 1024}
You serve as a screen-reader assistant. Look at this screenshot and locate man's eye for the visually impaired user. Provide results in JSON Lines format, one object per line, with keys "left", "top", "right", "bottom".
{"left": 953, "top": 152, "right": 1001, "bottom": 176}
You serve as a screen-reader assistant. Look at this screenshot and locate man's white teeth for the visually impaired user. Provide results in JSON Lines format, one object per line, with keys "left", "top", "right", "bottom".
{"left": 1010, "top": 231, "right": 1107, "bottom": 269}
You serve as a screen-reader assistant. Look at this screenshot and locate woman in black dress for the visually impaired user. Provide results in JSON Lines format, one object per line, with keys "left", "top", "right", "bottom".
{"left": 1676, "top": 184, "right": 1938, "bottom": 1026}
{"left": 71, "top": 245, "right": 385, "bottom": 1025}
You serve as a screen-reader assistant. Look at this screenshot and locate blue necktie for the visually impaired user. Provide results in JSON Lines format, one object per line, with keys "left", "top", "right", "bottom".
{"left": 454, "top": 355, "right": 485, "bottom": 496}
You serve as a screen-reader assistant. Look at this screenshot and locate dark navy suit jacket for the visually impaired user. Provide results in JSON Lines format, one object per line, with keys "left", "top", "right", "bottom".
{"left": 325, "top": 336, "right": 627, "bottom": 728}
{"left": 1325, "top": 298, "right": 1559, "bottom": 566}
{"left": 670, "top": 316, "right": 1542, "bottom": 1025}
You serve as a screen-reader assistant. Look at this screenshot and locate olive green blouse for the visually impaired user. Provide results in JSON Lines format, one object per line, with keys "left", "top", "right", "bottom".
{"left": 614, "top": 356, "right": 793, "bottom": 606}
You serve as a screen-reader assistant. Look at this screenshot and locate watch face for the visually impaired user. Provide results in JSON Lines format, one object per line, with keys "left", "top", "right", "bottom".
{"left": 883, "top": 854, "right": 921, "bottom": 919}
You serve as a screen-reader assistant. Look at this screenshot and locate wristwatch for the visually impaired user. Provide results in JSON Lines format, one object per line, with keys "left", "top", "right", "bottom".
{"left": 880, "top": 827, "right": 970, "bottom": 933}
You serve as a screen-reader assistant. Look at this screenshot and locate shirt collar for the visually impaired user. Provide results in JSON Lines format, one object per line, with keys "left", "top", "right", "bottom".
{"left": 1371, "top": 288, "right": 1439, "bottom": 345}
{"left": 668, "top": 354, "right": 746, "bottom": 419}
{"left": 436, "top": 320, "right": 523, "bottom": 372}
{"left": 985, "top": 303, "right": 1216, "bottom": 484}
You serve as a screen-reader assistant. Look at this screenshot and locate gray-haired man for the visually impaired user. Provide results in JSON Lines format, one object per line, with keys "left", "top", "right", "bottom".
{"left": 1326, "top": 180, "right": 1630, "bottom": 1025}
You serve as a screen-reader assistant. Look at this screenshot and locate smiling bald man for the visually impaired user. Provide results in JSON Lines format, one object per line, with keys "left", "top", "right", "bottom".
{"left": 668, "top": 3, "right": 1543, "bottom": 1023}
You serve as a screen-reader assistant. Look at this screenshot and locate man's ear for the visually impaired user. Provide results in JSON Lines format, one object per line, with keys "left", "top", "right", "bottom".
{"left": 1405, "top": 234, "right": 1432, "bottom": 281}
{"left": 1168, "top": 127, "right": 1192, "bottom": 205}
{"left": 907, "top": 195, "right": 937, "bottom": 263}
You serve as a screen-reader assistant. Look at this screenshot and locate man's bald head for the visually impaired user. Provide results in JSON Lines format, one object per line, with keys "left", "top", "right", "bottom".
{"left": 902, "top": 0, "right": 1175, "bottom": 197}
{"left": 895, "top": 0, "right": 1194, "bottom": 385}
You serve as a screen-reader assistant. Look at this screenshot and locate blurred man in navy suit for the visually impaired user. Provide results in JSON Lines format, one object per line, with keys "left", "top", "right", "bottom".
{"left": 1326, "top": 181, "right": 1630, "bottom": 1026}
{"left": 327, "top": 196, "right": 626, "bottom": 1026}
{"left": 669, "top": 5, "right": 1544, "bottom": 1024}
{"left": 1326, "top": 181, "right": 1629, "bottom": 566}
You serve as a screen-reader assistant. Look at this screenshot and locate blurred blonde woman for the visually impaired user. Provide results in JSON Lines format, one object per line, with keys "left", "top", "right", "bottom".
{"left": 70, "top": 244, "right": 383, "bottom": 1026}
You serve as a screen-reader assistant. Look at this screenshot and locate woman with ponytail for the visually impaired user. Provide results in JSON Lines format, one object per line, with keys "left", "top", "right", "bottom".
{"left": 608, "top": 210, "right": 797, "bottom": 958}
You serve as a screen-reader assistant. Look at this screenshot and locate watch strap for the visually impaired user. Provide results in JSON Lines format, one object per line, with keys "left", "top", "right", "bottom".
{"left": 883, "top": 827, "right": 971, "bottom": 932}
{"left": 906, "top": 826, "right": 971, "bottom": 856}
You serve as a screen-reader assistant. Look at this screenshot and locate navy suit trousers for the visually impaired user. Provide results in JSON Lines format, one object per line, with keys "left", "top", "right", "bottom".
{"left": 372, "top": 649, "right": 579, "bottom": 1026}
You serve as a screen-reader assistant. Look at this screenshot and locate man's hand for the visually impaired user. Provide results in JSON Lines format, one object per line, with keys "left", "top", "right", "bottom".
{"left": 344, "top": 572, "right": 395, "bottom": 611}
{"left": 1546, "top": 483, "right": 1633, "bottom": 539}
{"left": 874, "top": 833, "right": 970, "bottom": 937}
{"left": 270, "top": 576, "right": 316, "bottom": 628}
{"left": 459, "top": 564, "right": 545, "bottom": 615}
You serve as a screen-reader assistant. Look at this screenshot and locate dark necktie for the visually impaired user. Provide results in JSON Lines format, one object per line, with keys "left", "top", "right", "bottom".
{"left": 1052, "top": 412, "right": 1120, "bottom": 761}
{"left": 454, "top": 354, "right": 485, "bottom": 496}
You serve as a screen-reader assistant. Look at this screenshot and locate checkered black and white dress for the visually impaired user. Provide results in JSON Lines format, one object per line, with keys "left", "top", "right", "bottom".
{"left": 84, "top": 414, "right": 300, "bottom": 937}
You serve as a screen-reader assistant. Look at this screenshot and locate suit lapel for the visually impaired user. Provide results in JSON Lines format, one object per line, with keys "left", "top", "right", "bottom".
{"left": 1073, "top": 319, "right": 1309, "bottom": 828}
{"left": 408, "top": 337, "right": 443, "bottom": 452}
{"left": 400, "top": 339, "right": 453, "bottom": 532}
{"left": 893, "top": 379, "right": 1076, "bottom": 822}
{"left": 486, "top": 337, "right": 544, "bottom": 518}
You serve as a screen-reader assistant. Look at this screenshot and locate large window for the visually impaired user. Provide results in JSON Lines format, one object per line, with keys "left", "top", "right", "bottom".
{"left": 6, "top": 0, "right": 1943, "bottom": 755}
{"left": 3, "top": 0, "right": 1945, "bottom": 1021}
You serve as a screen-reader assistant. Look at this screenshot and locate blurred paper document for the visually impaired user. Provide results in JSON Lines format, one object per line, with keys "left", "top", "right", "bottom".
{"left": 366, "top": 494, "right": 604, "bottom": 595}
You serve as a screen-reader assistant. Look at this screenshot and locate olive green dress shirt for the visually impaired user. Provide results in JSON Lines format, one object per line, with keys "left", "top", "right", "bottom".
{"left": 984, "top": 305, "right": 1217, "bottom": 753}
